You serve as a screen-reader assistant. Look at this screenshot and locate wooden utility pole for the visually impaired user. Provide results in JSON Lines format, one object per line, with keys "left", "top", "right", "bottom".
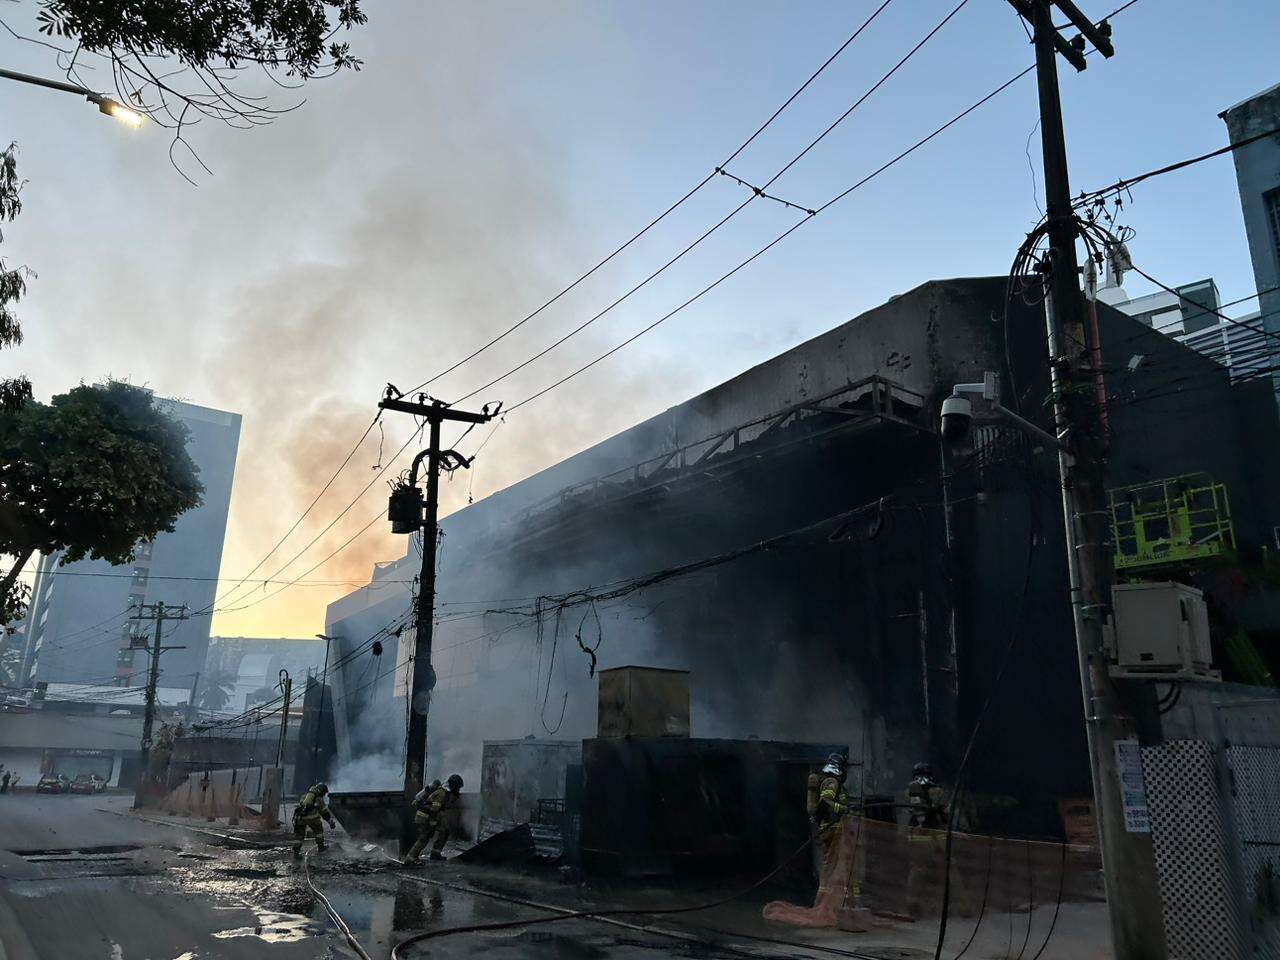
{"left": 1007, "top": 3, "right": 1165, "bottom": 957}
{"left": 129, "top": 601, "right": 188, "bottom": 809}
{"left": 378, "top": 389, "right": 496, "bottom": 852}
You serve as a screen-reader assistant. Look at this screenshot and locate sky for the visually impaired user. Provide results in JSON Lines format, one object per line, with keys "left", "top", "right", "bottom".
{"left": 2, "top": 0, "right": 1277, "bottom": 639}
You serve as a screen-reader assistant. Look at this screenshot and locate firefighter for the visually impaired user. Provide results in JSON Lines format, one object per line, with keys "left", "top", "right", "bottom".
{"left": 903, "top": 762, "right": 948, "bottom": 918}
{"left": 405, "top": 774, "right": 463, "bottom": 864}
{"left": 809, "top": 753, "right": 851, "bottom": 831}
{"left": 805, "top": 754, "right": 851, "bottom": 888}
{"left": 292, "top": 782, "right": 335, "bottom": 855}
{"left": 906, "top": 762, "right": 947, "bottom": 830}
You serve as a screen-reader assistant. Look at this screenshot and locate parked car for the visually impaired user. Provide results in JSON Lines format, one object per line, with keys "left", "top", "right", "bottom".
{"left": 70, "top": 773, "right": 106, "bottom": 794}
{"left": 36, "top": 774, "right": 71, "bottom": 794}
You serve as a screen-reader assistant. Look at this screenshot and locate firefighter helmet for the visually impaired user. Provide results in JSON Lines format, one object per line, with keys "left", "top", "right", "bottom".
{"left": 447, "top": 774, "right": 464, "bottom": 792}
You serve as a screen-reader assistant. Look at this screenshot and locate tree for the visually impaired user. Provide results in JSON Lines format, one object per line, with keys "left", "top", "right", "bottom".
{"left": 0, "top": 628, "right": 24, "bottom": 687}
{"left": 196, "top": 668, "right": 236, "bottom": 711}
{"left": 0, "top": 143, "right": 32, "bottom": 412}
{"left": 0, "top": 380, "right": 204, "bottom": 617}
{"left": 6, "top": 1, "right": 367, "bottom": 174}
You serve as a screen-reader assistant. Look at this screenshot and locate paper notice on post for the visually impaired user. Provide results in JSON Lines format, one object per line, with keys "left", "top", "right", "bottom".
{"left": 1114, "top": 738, "right": 1151, "bottom": 833}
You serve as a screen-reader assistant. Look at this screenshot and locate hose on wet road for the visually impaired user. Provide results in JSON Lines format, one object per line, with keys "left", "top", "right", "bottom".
{"left": 303, "top": 849, "right": 374, "bottom": 960}
{"left": 387, "top": 831, "right": 885, "bottom": 960}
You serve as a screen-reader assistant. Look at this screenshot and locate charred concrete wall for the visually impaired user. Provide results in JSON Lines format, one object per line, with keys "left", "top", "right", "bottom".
{"left": 325, "top": 277, "right": 1280, "bottom": 837}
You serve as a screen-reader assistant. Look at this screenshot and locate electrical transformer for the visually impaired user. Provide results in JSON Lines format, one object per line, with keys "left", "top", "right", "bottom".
{"left": 1106, "top": 581, "right": 1217, "bottom": 680}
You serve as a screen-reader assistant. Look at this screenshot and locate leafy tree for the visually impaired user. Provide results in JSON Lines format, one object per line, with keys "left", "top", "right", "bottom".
{"left": 0, "top": 381, "right": 204, "bottom": 617}
{"left": 0, "top": 629, "right": 24, "bottom": 687}
{"left": 0, "top": 144, "right": 31, "bottom": 412}
{"left": 196, "top": 668, "right": 237, "bottom": 711}
{"left": 8, "top": 1, "right": 367, "bottom": 171}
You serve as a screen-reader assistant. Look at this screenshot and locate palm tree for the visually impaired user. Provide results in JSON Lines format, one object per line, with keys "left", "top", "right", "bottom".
{"left": 196, "top": 669, "right": 236, "bottom": 711}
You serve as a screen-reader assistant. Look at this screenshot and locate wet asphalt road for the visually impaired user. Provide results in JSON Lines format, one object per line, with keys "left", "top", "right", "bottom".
{"left": 0, "top": 794, "right": 757, "bottom": 960}
{"left": 0, "top": 792, "right": 339, "bottom": 960}
{"left": 0, "top": 793, "right": 1108, "bottom": 959}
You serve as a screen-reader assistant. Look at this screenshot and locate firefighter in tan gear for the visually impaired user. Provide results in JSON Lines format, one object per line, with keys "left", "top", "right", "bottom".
{"left": 904, "top": 762, "right": 948, "bottom": 916}
{"left": 405, "top": 774, "right": 463, "bottom": 864}
{"left": 292, "top": 782, "right": 335, "bottom": 855}
{"left": 807, "top": 754, "right": 858, "bottom": 899}
{"left": 906, "top": 763, "right": 947, "bottom": 829}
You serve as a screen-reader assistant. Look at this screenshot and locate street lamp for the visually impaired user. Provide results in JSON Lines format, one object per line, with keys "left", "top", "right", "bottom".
{"left": 0, "top": 66, "right": 144, "bottom": 128}
{"left": 94, "top": 95, "right": 144, "bottom": 128}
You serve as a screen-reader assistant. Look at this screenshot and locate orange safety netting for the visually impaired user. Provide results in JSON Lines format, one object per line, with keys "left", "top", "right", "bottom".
{"left": 158, "top": 777, "right": 267, "bottom": 826}
{"left": 764, "top": 816, "right": 1103, "bottom": 931}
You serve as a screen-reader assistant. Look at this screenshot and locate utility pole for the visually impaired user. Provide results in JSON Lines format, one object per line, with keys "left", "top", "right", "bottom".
{"left": 187, "top": 671, "right": 200, "bottom": 725}
{"left": 378, "top": 388, "right": 497, "bottom": 852}
{"left": 129, "top": 601, "right": 189, "bottom": 809}
{"left": 313, "top": 634, "right": 335, "bottom": 781}
{"left": 1006, "top": 3, "right": 1165, "bottom": 958}
{"left": 275, "top": 669, "right": 293, "bottom": 771}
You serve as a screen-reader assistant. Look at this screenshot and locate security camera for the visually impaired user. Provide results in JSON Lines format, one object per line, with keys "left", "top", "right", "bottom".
{"left": 942, "top": 372, "right": 1067, "bottom": 453}
{"left": 940, "top": 394, "right": 973, "bottom": 443}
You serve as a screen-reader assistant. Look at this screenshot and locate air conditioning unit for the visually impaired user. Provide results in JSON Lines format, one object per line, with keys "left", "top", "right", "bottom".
{"left": 1106, "top": 581, "right": 1217, "bottom": 680}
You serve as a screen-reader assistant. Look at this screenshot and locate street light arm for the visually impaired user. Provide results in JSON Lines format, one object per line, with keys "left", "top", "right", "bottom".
{"left": 0, "top": 66, "right": 144, "bottom": 126}
{"left": 0, "top": 65, "right": 92, "bottom": 98}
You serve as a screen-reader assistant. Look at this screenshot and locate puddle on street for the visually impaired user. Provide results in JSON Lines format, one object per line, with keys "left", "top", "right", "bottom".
{"left": 212, "top": 908, "right": 323, "bottom": 944}
{"left": 310, "top": 879, "right": 521, "bottom": 949}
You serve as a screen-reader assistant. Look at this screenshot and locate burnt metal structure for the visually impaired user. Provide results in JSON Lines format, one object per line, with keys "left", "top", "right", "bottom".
{"left": 578, "top": 737, "right": 844, "bottom": 880}
{"left": 518, "top": 376, "right": 927, "bottom": 534}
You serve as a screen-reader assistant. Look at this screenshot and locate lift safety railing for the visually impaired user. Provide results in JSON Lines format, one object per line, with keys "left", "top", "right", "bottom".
{"left": 1108, "top": 472, "right": 1236, "bottom": 571}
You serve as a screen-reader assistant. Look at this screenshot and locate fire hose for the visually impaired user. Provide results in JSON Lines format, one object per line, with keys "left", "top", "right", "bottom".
{"left": 302, "top": 849, "right": 373, "bottom": 960}
{"left": 387, "top": 826, "right": 880, "bottom": 960}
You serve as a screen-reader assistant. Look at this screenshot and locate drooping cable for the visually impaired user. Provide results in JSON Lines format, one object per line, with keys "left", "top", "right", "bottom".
{"left": 398, "top": 0, "right": 899, "bottom": 397}
{"left": 453, "top": 0, "right": 972, "bottom": 407}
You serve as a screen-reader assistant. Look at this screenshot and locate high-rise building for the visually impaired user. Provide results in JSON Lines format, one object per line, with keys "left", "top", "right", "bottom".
{"left": 19, "top": 396, "right": 241, "bottom": 692}
{"left": 1102, "top": 277, "right": 1275, "bottom": 382}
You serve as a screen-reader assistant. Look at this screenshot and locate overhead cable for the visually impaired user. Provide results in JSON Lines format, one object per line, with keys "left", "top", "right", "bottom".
{"left": 453, "top": 0, "right": 973, "bottom": 406}
{"left": 399, "top": 0, "right": 900, "bottom": 397}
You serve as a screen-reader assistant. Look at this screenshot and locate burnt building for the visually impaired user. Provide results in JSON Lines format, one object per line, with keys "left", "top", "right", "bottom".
{"left": 324, "top": 277, "right": 1280, "bottom": 836}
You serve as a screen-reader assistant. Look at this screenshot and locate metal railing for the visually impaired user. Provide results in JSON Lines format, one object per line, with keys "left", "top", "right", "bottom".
{"left": 518, "top": 375, "right": 928, "bottom": 526}
{"left": 1109, "top": 473, "right": 1236, "bottom": 571}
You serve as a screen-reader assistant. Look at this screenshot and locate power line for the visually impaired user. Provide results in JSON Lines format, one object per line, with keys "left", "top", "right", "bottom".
{"left": 208, "top": 424, "right": 478, "bottom": 616}
{"left": 1123, "top": 264, "right": 1280, "bottom": 346}
{"left": 196, "top": 609, "right": 412, "bottom": 731}
{"left": 1074, "top": 124, "right": 1280, "bottom": 208}
{"left": 450, "top": 0, "right": 973, "bottom": 407}
{"left": 487, "top": 0, "right": 1136, "bottom": 419}
{"left": 28, "top": 569, "right": 415, "bottom": 586}
{"left": 398, "top": 0, "right": 900, "bottom": 397}
{"left": 205, "top": 423, "right": 426, "bottom": 616}
{"left": 198, "top": 413, "right": 383, "bottom": 615}
{"left": 510, "top": 60, "right": 1031, "bottom": 412}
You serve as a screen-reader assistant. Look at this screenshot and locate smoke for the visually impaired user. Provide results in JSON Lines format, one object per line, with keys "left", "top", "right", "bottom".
{"left": 182, "top": 1, "right": 699, "bottom": 640}
{"left": 328, "top": 752, "right": 401, "bottom": 793}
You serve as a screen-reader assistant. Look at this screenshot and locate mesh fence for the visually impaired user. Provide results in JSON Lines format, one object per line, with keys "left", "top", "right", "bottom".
{"left": 764, "top": 816, "right": 1106, "bottom": 957}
